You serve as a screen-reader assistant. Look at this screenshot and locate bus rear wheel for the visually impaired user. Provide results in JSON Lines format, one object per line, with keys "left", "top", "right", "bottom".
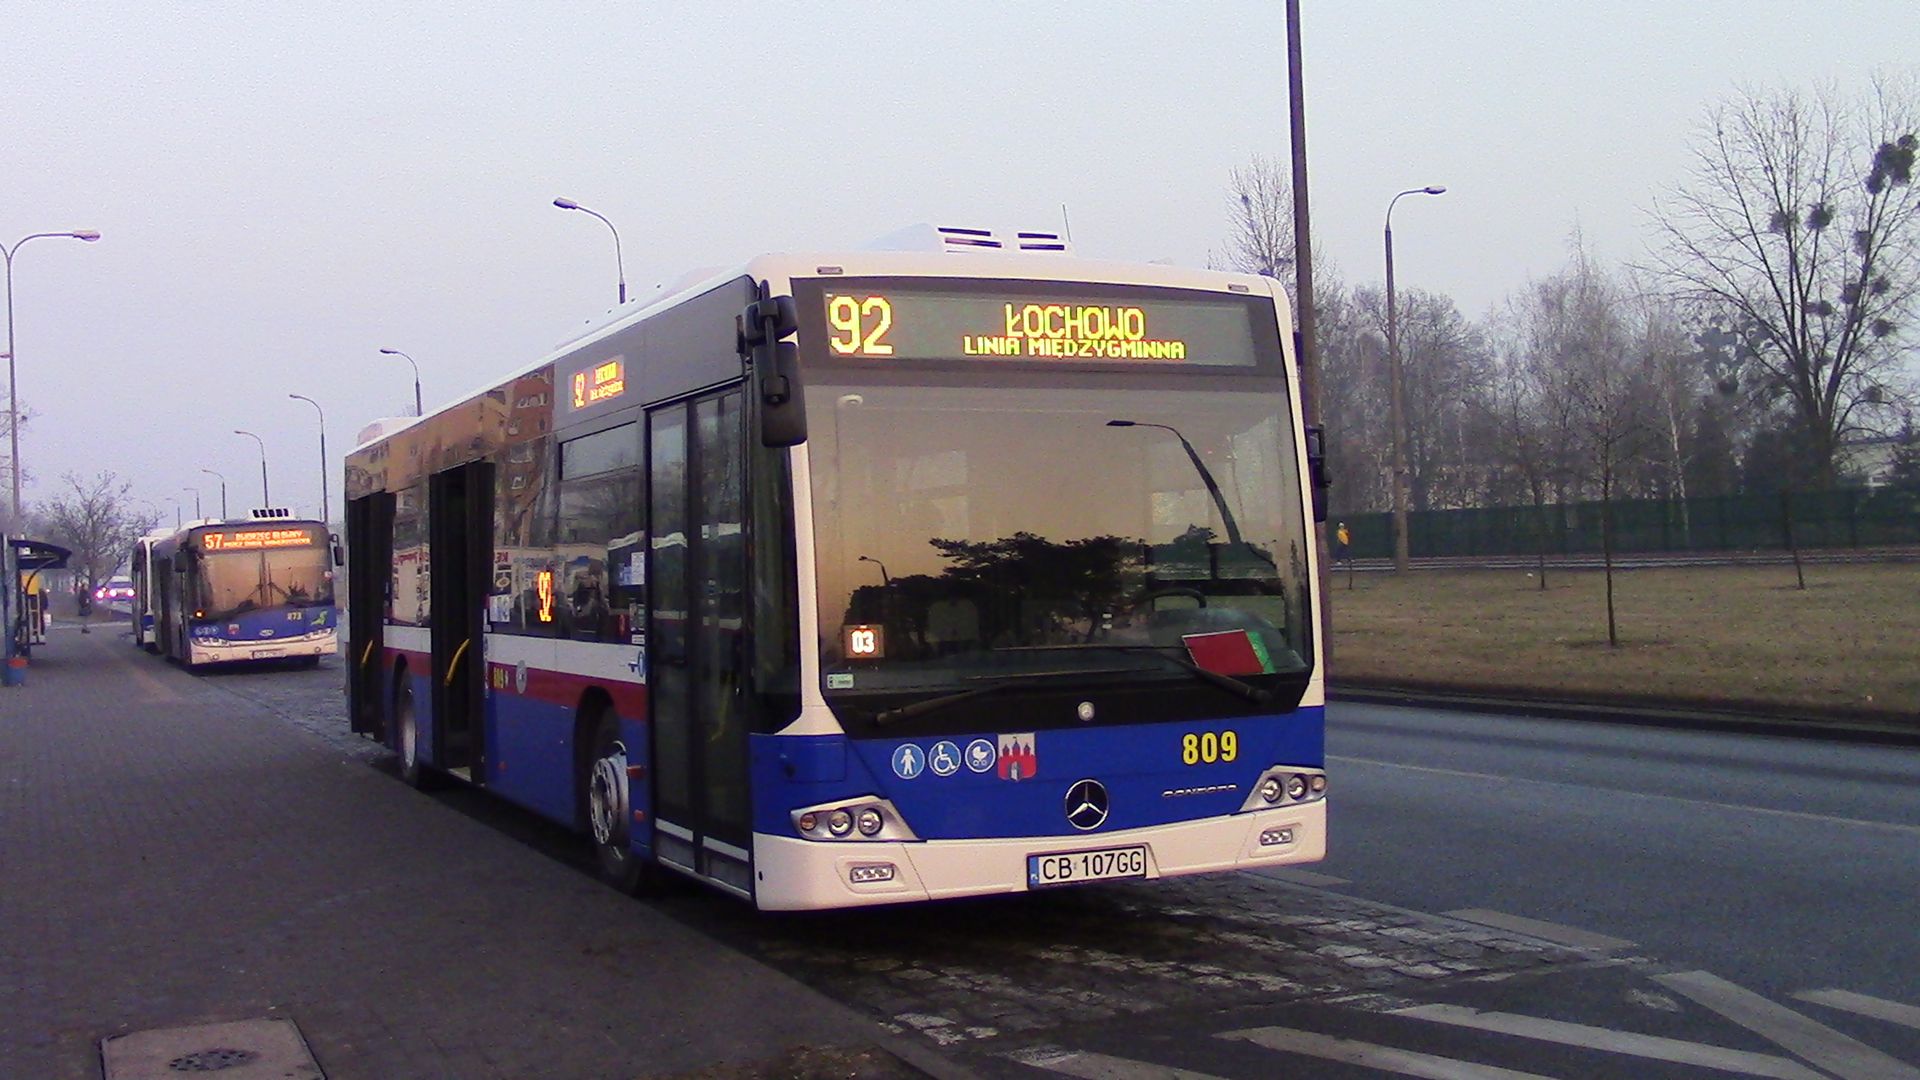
{"left": 396, "top": 685, "right": 433, "bottom": 789}
{"left": 586, "top": 709, "right": 656, "bottom": 895}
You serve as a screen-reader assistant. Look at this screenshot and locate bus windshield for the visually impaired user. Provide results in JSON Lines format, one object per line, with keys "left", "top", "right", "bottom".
{"left": 806, "top": 375, "right": 1313, "bottom": 733}
{"left": 197, "top": 544, "right": 334, "bottom": 621}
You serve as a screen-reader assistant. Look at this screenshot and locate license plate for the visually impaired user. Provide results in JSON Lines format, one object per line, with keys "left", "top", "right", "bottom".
{"left": 1027, "top": 844, "right": 1148, "bottom": 888}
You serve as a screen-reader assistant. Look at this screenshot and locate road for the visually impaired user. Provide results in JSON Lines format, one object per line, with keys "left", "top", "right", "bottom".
{"left": 1321, "top": 704, "right": 1920, "bottom": 1004}
{"left": 87, "top": 624, "right": 1920, "bottom": 1079}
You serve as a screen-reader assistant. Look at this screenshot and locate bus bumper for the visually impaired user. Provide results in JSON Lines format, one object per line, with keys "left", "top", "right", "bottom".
{"left": 749, "top": 799, "right": 1326, "bottom": 911}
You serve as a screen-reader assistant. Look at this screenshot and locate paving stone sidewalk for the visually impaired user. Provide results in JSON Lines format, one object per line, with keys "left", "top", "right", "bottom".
{"left": 0, "top": 628, "right": 913, "bottom": 1079}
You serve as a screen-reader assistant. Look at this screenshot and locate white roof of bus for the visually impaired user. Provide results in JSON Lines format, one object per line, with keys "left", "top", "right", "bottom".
{"left": 351, "top": 246, "right": 1284, "bottom": 452}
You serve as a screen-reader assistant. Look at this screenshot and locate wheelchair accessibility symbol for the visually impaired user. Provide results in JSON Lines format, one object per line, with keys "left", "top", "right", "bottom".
{"left": 928, "top": 741, "right": 961, "bottom": 777}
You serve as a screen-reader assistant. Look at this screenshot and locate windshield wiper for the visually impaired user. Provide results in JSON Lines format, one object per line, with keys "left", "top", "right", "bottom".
{"left": 872, "top": 669, "right": 1091, "bottom": 727}
{"left": 997, "top": 644, "right": 1272, "bottom": 705}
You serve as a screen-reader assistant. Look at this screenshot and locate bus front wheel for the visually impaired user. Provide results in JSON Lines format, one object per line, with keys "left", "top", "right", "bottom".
{"left": 586, "top": 708, "right": 656, "bottom": 895}
{"left": 396, "top": 685, "right": 433, "bottom": 789}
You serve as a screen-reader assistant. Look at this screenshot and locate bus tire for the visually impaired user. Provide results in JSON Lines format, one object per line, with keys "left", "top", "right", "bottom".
{"left": 586, "top": 707, "right": 656, "bottom": 895}
{"left": 396, "top": 685, "right": 434, "bottom": 790}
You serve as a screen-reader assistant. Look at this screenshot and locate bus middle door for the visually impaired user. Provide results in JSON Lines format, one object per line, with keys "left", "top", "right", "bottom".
{"left": 428, "top": 461, "right": 493, "bottom": 782}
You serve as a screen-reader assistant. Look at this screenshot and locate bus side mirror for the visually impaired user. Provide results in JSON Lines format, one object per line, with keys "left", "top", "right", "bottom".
{"left": 331, "top": 535, "right": 345, "bottom": 568}
{"left": 1305, "top": 424, "right": 1329, "bottom": 523}
{"left": 741, "top": 296, "right": 806, "bottom": 448}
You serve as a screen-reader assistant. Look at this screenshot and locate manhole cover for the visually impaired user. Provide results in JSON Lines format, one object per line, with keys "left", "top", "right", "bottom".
{"left": 169, "top": 1048, "right": 260, "bottom": 1071}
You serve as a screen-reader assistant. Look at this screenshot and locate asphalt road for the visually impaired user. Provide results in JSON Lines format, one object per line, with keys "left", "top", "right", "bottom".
{"left": 1321, "top": 702, "right": 1920, "bottom": 1003}
{"left": 91, "top": 624, "right": 1920, "bottom": 1078}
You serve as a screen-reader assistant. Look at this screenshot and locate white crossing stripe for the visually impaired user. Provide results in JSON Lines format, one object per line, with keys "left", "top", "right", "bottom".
{"left": 1797, "top": 989, "right": 1920, "bottom": 1033}
{"left": 1394, "top": 1004, "right": 1824, "bottom": 1080}
{"left": 1010, "top": 1047, "right": 1229, "bottom": 1079}
{"left": 1218, "top": 1025, "right": 1560, "bottom": 1079}
{"left": 1256, "top": 867, "right": 1351, "bottom": 887}
{"left": 1657, "top": 971, "right": 1920, "bottom": 1080}
{"left": 1442, "top": 909, "right": 1635, "bottom": 951}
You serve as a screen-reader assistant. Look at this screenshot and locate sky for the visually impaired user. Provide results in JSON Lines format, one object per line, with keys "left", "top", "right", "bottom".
{"left": 4, "top": 1, "right": 1916, "bottom": 529}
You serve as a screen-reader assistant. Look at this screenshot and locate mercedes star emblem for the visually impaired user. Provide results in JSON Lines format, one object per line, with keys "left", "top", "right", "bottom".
{"left": 1064, "top": 778, "right": 1110, "bottom": 831}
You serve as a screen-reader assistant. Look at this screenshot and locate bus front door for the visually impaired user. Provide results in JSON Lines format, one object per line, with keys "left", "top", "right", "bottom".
{"left": 346, "top": 492, "right": 393, "bottom": 739}
{"left": 647, "top": 388, "right": 753, "bottom": 896}
{"left": 428, "top": 462, "right": 493, "bottom": 781}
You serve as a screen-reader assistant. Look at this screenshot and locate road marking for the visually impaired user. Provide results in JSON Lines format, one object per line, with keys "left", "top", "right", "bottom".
{"left": 1441, "top": 909, "right": 1634, "bottom": 951}
{"left": 1219, "top": 1025, "right": 1559, "bottom": 1079}
{"left": 1394, "top": 1003, "right": 1824, "bottom": 1080}
{"left": 1797, "top": 989, "right": 1920, "bottom": 1032}
{"left": 1011, "top": 1046, "right": 1229, "bottom": 1079}
{"left": 1330, "top": 755, "right": 1920, "bottom": 837}
{"left": 1256, "top": 867, "right": 1351, "bottom": 887}
{"left": 1656, "top": 971, "right": 1920, "bottom": 1080}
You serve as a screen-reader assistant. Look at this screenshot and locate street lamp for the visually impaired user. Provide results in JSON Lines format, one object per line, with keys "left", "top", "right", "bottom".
{"left": 200, "top": 468, "right": 228, "bottom": 520}
{"left": 552, "top": 197, "right": 628, "bottom": 305}
{"left": 1106, "top": 420, "right": 1243, "bottom": 546}
{"left": 857, "top": 554, "right": 891, "bottom": 587}
{"left": 4, "top": 229, "right": 101, "bottom": 521}
{"left": 234, "top": 429, "right": 270, "bottom": 508}
{"left": 289, "top": 393, "right": 329, "bottom": 526}
{"left": 378, "top": 348, "right": 423, "bottom": 416}
{"left": 183, "top": 486, "right": 201, "bottom": 520}
{"left": 1384, "top": 185, "right": 1446, "bottom": 572}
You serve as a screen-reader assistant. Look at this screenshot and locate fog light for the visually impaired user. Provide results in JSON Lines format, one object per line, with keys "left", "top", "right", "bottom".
{"left": 1309, "top": 774, "right": 1327, "bottom": 794}
{"left": 848, "top": 863, "right": 896, "bottom": 884}
{"left": 797, "top": 812, "right": 818, "bottom": 833}
{"left": 856, "top": 807, "right": 883, "bottom": 836}
{"left": 1260, "top": 777, "right": 1284, "bottom": 804}
{"left": 827, "top": 809, "right": 853, "bottom": 836}
{"left": 1260, "top": 827, "right": 1296, "bottom": 847}
{"left": 1286, "top": 774, "right": 1309, "bottom": 800}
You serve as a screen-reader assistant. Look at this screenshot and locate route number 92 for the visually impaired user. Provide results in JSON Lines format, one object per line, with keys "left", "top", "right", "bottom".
{"left": 1182, "top": 730, "right": 1237, "bottom": 765}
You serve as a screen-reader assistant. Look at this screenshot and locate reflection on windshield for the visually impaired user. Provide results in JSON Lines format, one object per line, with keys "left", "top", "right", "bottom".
{"left": 809, "top": 381, "right": 1312, "bottom": 696}
{"left": 198, "top": 547, "right": 335, "bottom": 620}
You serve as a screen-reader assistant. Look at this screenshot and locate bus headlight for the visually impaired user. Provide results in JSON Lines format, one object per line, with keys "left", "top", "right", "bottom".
{"left": 1260, "top": 777, "right": 1284, "bottom": 804}
{"left": 1239, "top": 767, "right": 1327, "bottom": 812}
{"left": 1286, "top": 774, "right": 1309, "bottom": 800}
{"left": 790, "top": 797, "right": 919, "bottom": 842}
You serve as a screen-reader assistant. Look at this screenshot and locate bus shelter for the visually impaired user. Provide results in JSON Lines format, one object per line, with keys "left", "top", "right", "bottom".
{"left": 4, "top": 535, "right": 72, "bottom": 684}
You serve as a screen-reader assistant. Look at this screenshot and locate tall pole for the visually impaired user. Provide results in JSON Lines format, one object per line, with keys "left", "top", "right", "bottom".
{"left": 553, "top": 198, "right": 627, "bottom": 305}
{"left": 1285, "top": 0, "right": 1334, "bottom": 662}
{"left": 289, "top": 394, "right": 328, "bottom": 526}
{"left": 184, "top": 487, "right": 201, "bottom": 519}
{"left": 235, "top": 429, "right": 269, "bottom": 507}
{"left": 1384, "top": 186, "right": 1446, "bottom": 572}
{"left": 4, "top": 230, "right": 101, "bottom": 522}
{"left": 379, "top": 348, "right": 422, "bottom": 416}
{"left": 201, "top": 468, "right": 228, "bottom": 520}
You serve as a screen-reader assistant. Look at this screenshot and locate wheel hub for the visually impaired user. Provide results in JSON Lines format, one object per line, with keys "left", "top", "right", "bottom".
{"left": 589, "top": 742, "right": 629, "bottom": 847}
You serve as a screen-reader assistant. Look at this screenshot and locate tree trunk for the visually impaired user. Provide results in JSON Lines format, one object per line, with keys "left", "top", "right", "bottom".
{"left": 1782, "top": 487, "right": 1806, "bottom": 590}
{"left": 1603, "top": 467, "right": 1618, "bottom": 647}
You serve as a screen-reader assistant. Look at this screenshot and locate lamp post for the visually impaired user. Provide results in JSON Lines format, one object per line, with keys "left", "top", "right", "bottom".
{"left": 289, "top": 393, "right": 329, "bottom": 526}
{"left": 4, "top": 229, "right": 101, "bottom": 521}
{"left": 183, "top": 486, "right": 201, "bottom": 521}
{"left": 234, "top": 429, "right": 270, "bottom": 508}
{"left": 200, "top": 468, "right": 228, "bottom": 520}
{"left": 857, "top": 554, "right": 891, "bottom": 587}
{"left": 1384, "top": 185, "right": 1446, "bottom": 572}
{"left": 1106, "top": 420, "right": 1243, "bottom": 546}
{"left": 552, "top": 198, "right": 627, "bottom": 305}
{"left": 378, "top": 348, "right": 422, "bottom": 416}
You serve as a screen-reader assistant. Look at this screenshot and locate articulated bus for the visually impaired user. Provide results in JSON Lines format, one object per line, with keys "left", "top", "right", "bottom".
{"left": 146, "top": 512, "right": 340, "bottom": 666}
{"left": 129, "top": 526, "right": 173, "bottom": 651}
{"left": 344, "top": 226, "right": 1328, "bottom": 910}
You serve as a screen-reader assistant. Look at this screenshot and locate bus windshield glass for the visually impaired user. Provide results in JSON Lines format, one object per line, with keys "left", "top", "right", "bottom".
{"left": 194, "top": 528, "right": 334, "bottom": 620}
{"left": 805, "top": 373, "right": 1313, "bottom": 734}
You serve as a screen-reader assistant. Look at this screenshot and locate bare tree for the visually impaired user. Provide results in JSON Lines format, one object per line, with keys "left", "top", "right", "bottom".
{"left": 1649, "top": 80, "right": 1920, "bottom": 485}
{"left": 0, "top": 402, "right": 33, "bottom": 533}
{"left": 38, "top": 471, "right": 161, "bottom": 590}
{"left": 1215, "top": 154, "right": 1296, "bottom": 283}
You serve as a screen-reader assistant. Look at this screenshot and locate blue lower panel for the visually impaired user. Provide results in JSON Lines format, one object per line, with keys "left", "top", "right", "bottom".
{"left": 750, "top": 706, "right": 1325, "bottom": 841}
{"left": 485, "top": 692, "right": 577, "bottom": 826}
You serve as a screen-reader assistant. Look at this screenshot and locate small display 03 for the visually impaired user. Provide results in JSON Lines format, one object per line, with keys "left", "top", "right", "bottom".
{"left": 805, "top": 280, "right": 1272, "bottom": 368}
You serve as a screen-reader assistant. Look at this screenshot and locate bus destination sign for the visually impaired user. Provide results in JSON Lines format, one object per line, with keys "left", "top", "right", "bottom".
{"left": 570, "top": 358, "right": 626, "bottom": 410}
{"left": 815, "top": 282, "right": 1268, "bottom": 368}
{"left": 202, "top": 528, "right": 317, "bottom": 551}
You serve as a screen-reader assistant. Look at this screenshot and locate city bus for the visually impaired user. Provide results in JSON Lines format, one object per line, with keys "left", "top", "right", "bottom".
{"left": 129, "top": 526, "right": 174, "bottom": 651}
{"left": 147, "top": 512, "right": 340, "bottom": 666}
{"left": 343, "top": 225, "right": 1328, "bottom": 910}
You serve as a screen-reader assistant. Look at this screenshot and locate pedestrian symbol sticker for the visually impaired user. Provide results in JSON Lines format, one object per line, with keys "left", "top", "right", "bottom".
{"left": 891, "top": 743, "right": 925, "bottom": 779}
{"left": 965, "top": 739, "right": 996, "bottom": 774}
{"left": 929, "top": 741, "right": 961, "bottom": 777}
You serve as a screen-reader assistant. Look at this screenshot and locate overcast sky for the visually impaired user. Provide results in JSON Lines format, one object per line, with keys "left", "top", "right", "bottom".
{"left": 5, "top": 1, "right": 1916, "bottom": 529}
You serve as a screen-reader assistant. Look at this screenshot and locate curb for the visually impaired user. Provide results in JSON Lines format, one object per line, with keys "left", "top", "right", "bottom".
{"left": 1330, "top": 685, "right": 1920, "bottom": 747}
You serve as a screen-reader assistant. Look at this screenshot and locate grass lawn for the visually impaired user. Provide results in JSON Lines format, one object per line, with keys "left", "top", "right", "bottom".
{"left": 1326, "top": 562, "right": 1920, "bottom": 720}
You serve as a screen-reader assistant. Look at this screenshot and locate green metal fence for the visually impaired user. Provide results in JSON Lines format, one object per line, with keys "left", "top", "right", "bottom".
{"left": 1340, "top": 484, "right": 1920, "bottom": 560}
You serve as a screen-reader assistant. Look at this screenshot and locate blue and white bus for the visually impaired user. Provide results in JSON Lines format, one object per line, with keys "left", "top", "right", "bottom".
{"left": 129, "top": 526, "right": 173, "bottom": 651}
{"left": 344, "top": 226, "right": 1327, "bottom": 910}
{"left": 147, "top": 513, "right": 340, "bottom": 666}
